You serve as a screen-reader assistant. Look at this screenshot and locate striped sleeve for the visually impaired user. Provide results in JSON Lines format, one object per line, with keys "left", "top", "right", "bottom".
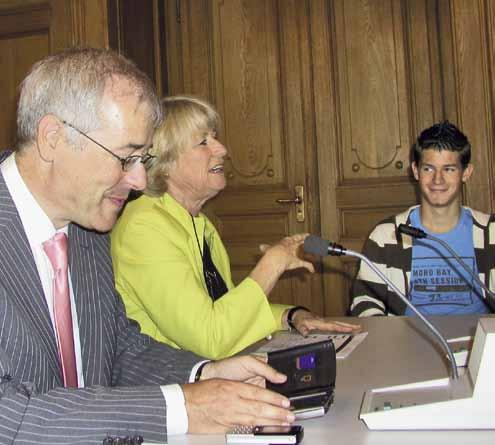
{"left": 350, "top": 234, "right": 389, "bottom": 317}
{"left": 350, "top": 219, "right": 409, "bottom": 317}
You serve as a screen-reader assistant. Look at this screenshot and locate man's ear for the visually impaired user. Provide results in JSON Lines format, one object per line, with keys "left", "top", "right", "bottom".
{"left": 36, "top": 114, "right": 65, "bottom": 162}
{"left": 462, "top": 163, "right": 474, "bottom": 182}
{"left": 411, "top": 162, "right": 420, "bottom": 181}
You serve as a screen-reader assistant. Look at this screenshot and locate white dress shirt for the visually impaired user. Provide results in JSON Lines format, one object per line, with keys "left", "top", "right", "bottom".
{"left": 1, "top": 153, "right": 190, "bottom": 434}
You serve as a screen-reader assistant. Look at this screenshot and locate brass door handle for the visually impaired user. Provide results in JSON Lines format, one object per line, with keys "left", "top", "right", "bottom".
{"left": 276, "top": 196, "right": 302, "bottom": 204}
{"left": 275, "top": 185, "right": 305, "bottom": 222}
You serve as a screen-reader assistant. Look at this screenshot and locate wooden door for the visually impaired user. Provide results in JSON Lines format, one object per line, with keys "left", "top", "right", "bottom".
{"left": 164, "top": 0, "right": 324, "bottom": 313}
{"left": 311, "top": 0, "right": 447, "bottom": 314}
{"left": 0, "top": 0, "right": 108, "bottom": 150}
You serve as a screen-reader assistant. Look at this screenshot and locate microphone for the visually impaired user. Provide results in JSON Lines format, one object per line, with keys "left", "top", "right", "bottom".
{"left": 398, "top": 224, "right": 495, "bottom": 309}
{"left": 303, "top": 234, "right": 459, "bottom": 379}
{"left": 396, "top": 223, "right": 427, "bottom": 239}
{"left": 303, "top": 235, "right": 347, "bottom": 256}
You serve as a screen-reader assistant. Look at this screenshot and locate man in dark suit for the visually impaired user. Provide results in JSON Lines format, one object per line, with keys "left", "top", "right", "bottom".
{"left": 0, "top": 48, "right": 294, "bottom": 444}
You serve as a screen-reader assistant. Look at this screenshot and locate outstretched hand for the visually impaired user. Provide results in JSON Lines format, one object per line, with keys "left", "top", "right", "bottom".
{"left": 259, "top": 233, "right": 315, "bottom": 274}
{"left": 250, "top": 233, "right": 315, "bottom": 295}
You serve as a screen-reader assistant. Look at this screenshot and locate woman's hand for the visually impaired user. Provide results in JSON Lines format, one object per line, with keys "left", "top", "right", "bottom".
{"left": 250, "top": 233, "right": 315, "bottom": 295}
{"left": 259, "top": 233, "right": 315, "bottom": 274}
{"left": 286, "top": 308, "right": 361, "bottom": 337}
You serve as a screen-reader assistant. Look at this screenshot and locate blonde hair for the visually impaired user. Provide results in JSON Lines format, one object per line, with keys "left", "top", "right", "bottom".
{"left": 146, "top": 95, "right": 220, "bottom": 197}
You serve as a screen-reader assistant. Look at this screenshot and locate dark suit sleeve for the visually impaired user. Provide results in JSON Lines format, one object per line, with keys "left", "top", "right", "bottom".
{"left": 0, "top": 289, "right": 172, "bottom": 445}
{"left": 0, "top": 369, "right": 168, "bottom": 444}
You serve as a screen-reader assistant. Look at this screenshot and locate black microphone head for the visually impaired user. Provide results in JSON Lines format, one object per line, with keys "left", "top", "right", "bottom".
{"left": 398, "top": 223, "right": 427, "bottom": 239}
{"left": 303, "top": 235, "right": 330, "bottom": 256}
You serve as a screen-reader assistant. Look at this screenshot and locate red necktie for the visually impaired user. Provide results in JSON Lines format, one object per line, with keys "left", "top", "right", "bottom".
{"left": 43, "top": 232, "right": 78, "bottom": 388}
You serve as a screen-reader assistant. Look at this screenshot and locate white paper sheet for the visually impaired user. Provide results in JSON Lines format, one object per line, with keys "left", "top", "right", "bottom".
{"left": 255, "top": 331, "right": 368, "bottom": 359}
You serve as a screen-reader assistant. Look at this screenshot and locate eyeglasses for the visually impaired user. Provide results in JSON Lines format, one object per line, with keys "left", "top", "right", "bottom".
{"left": 62, "top": 120, "right": 156, "bottom": 172}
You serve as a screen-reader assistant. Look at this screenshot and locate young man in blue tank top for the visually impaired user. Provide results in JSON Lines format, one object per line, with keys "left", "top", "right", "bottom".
{"left": 350, "top": 122, "right": 495, "bottom": 317}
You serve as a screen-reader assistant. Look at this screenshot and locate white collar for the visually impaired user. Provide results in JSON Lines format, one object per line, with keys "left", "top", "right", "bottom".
{"left": 1, "top": 153, "right": 68, "bottom": 248}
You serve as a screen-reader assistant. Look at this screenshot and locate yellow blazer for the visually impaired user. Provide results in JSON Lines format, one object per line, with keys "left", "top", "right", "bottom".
{"left": 111, "top": 193, "right": 289, "bottom": 359}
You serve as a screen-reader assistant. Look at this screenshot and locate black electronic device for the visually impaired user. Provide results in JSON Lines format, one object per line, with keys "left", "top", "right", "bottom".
{"left": 266, "top": 339, "right": 336, "bottom": 419}
{"left": 225, "top": 425, "right": 304, "bottom": 444}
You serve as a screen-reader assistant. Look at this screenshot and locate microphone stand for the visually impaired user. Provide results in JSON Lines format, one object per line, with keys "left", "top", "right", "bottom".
{"left": 328, "top": 244, "right": 459, "bottom": 379}
{"left": 305, "top": 235, "right": 495, "bottom": 429}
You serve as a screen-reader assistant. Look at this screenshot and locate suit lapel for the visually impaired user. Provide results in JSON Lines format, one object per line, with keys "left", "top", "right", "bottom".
{"left": 0, "top": 173, "right": 62, "bottom": 383}
{"left": 69, "top": 224, "right": 107, "bottom": 386}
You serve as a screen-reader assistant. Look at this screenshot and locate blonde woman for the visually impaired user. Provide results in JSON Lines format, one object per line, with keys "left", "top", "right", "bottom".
{"left": 111, "top": 95, "right": 358, "bottom": 359}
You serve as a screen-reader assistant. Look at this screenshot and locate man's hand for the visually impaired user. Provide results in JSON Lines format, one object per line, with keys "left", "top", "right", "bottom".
{"left": 184, "top": 355, "right": 293, "bottom": 433}
{"left": 183, "top": 379, "right": 294, "bottom": 433}
{"left": 199, "top": 354, "right": 285, "bottom": 383}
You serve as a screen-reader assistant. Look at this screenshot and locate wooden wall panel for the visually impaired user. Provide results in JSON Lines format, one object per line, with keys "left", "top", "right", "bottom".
{"left": 0, "top": 32, "right": 49, "bottom": 150}
{"left": 0, "top": 3, "right": 53, "bottom": 150}
{"left": 488, "top": 0, "right": 495, "bottom": 204}
{"left": 212, "top": 0, "right": 284, "bottom": 188}
{"left": 164, "top": 0, "right": 213, "bottom": 99}
{"left": 0, "top": 0, "right": 108, "bottom": 151}
{"left": 71, "top": 0, "right": 108, "bottom": 48}
{"left": 309, "top": 0, "right": 344, "bottom": 315}
{"left": 108, "top": 0, "right": 166, "bottom": 95}
{"left": 342, "top": 206, "right": 412, "bottom": 240}
{"left": 313, "top": 0, "right": 446, "bottom": 315}
{"left": 222, "top": 213, "right": 289, "bottom": 286}
{"left": 334, "top": 0, "right": 411, "bottom": 180}
{"left": 108, "top": 1, "right": 157, "bottom": 83}
{"left": 447, "top": 0, "right": 494, "bottom": 213}
{"left": 404, "top": 0, "right": 444, "bottom": 132}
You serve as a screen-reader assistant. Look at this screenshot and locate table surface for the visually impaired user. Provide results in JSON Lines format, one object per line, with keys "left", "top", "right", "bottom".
{"left": 168, "top": 315, "right": 495, "bottom": 445}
